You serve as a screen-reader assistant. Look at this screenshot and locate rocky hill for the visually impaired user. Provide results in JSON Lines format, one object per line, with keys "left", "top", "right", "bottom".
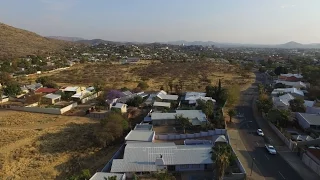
{"left": 0, "top": 22, "right": 73, "bottom": 60}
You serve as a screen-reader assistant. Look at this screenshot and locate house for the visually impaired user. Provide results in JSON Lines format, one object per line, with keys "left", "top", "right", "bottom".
{"left": 90, "top": 172, "right": 125, "bottom": 180}
{"left": 156, "top": 91, "right": 178, "bottom": 102}
{"left": 271, "top": 88, "right": 304, "bottom": 97}
{"left": 150, "top": 110, "right": 207, "bottom": 126}
{"left": 26, "top": 83, "right": 43, "bottom": 91}
{"left": 272, "top": 93, "right": 295, "bottom": 110}
{"left": 71, "top": 90, "right": 91, "bottom": 101}
{"left": 41, "top": 93, "right": 61, "bottom": 105}
{"left": 296, "top": 113, "right": 320, "bottom": 131}
{"left": 184, "top": 92, "right": 216, "bottom": 105}
{"left": 35, "top": 87, "right": 59, "bottom": 94}
{"left": 274, "top": 80, "right": 307, "bottom": 89}
{"left": 279, "top": 73, "right": 303, "bottom": 82}
{"left": 20, "top": 86, "right": 30, "bottom": 94}
{"left": 0, "top": 95, "right": 9, "bottom": 103}
{"left": 125, "top": 124, "right": 155, "bottom": 143}
{"left": 153, "top": 101, "right": 171, "bottom": 112}
{"left": 62, "top": 86, "right": 81, "bottom": 95}
{"left": 121, "top": 57, "right": 140, "bottom": 64}
{"left": 111, "top": 103, "right": 128, "bottom": 113}
{"left": 110, "top": 142, "right": 213, "bottom": 177}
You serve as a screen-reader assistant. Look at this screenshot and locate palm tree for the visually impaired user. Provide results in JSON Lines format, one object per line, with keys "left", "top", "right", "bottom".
{"left": 227, "top": 109, "right": 236, "bottom": 123}
{"left": 211, "top": 144, "right": 236, "bottom": 180}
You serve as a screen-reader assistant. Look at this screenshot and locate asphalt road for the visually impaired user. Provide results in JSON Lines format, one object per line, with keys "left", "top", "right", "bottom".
{"left": 236, "top": 73, "right": 303, "bottom": 180}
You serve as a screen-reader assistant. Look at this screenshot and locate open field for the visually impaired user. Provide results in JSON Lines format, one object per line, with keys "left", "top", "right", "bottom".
{"left": 25, "top": 61, "right": 255, "bottom": 92}
{"left": 0, "top": 110, "right": 120, "bottom": 180}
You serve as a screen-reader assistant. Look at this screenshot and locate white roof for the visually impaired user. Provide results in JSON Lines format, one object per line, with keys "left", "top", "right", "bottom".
{"left": 43, "top": 93, "right": 61, "bottom": 100}
{"left": 304, "top": 100, "right": 315, "bottom": 108}
{"left": 151, "top": 110, "right": 207, "bottom": 125}
{"left": 185, "top": 92, "right": 206, "bottom": 100}
{"left": 64, "top": 86, "right": 79, "bottom": 92}
{"left": 125, "top": 130, "right": 154, "bottom": 142}
{"left": 275, "top": 80, "right": 306, "bottom": 88}
{"left": 113, "top": 103, "right": 127, "bottom": 108}
{"left": 71, "top": 90, "right": 91, "bottom": 99}
{"left": 90, "top": 172, "right": 124, "bottom": 180}
{"left": 280, "top": 73, "right": 303, "bottom": 78}
{"left": 122, "top": 90, "right": 133, "bottom": 96}
{"left": 271, "top": 88, "right": 304, "bottom": 96}
{"left": 153, "top": 101, "right": 171, "bottom": 108}
{"left": 156, "top": 91, "right": 178, "bottom": 101}
{"left": 110, "top": 142, "right": 212, "bottom": 173}
{"left": 86, "top": 86, "right": 95, "bottom": 91}
{"left": 278, "top": 93, "right": 295, "bottom": 106}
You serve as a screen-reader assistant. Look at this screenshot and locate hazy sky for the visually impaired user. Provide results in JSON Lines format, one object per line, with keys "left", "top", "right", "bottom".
{"left": 1, "top": 0, "right": 320, "bottom": 44}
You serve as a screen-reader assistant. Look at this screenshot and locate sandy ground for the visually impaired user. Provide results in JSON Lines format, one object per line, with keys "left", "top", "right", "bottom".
{"left": 0, "top": 110, "right": 119, "bottom": 180}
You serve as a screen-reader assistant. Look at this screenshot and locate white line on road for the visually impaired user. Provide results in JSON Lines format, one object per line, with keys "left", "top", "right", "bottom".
{"left": 256, "top": 142, "right": 260, "bottom": 146}
{"left": 278, "top": 171, "right": 285, "bottom": 179}
{"left": 264, "top": 154, "right": 269, "bottom": 160}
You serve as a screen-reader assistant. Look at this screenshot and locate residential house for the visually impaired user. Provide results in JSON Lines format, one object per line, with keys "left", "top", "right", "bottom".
{"left": 35, "top": 87, "right": 59, "bottom": 94}
{"left": 62, "top": 86, "right": 81, "bottom": 95}
{"left": 111, "top": 103, "right": 128, "bottom": 113}
{"left": 71, "top": 90, "right": 91, "bottom": 101}
{"left": 90, "top": 172, "right": 125, "bottom": 180}
{"left": 272, "top": 93, "right": 295, "bottom": 110}
{"left": 183, "top": 92, "right": 216, "bottom": 105}
{"left": 150, "top": 110, "right": 207, "bottom": 126}
{"left": 155, "top": 90, "right": 179, "bottom": 102}
{"left": 125, "top": 124, "right": 155, "bottom": 143}
{"left": 306, "top": 101, "right": 320, "bottom": 114}
{"left": 0, "top": 95, "right": 9, "bottom": 103}
{"left": 152, "top": 101, "right": 171, "bottom": 112}
{"left": 26, "top": 83, "right": 43, "bottom": 92}
{"left": 279, "top": 73, "right": 303, "bottom": 82}
{"left": 274, "top": 80, "right": 307, "bottom": 89}
{"left": 296, "top": 113, "right": 320, "bottom": 132}
{"left": 110, "top": 142, "right": 213, "bottom": 177}
{"left": 271, "top": 88, "right": 304, "bottom": 98}
{"left": 41, "top": 93, "right": 61, "bottom": 105}
{"left": 20, "top": 86, "right": 29, "bottom": 94}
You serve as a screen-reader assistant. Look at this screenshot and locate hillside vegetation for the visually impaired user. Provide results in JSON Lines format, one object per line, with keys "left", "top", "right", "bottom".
{"left": 0, "top": 22, "right": 72, "bottom": 60}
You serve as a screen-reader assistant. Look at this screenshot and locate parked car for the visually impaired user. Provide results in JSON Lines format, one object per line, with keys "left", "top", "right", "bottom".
{"left": 257, "top": 129, "right": 264, "bottom": 136}
{"left": 265, "top": 144, "right": 277, "bottom": 154}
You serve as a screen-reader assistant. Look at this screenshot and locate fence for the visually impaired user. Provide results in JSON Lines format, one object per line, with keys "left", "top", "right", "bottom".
{"left": 302, "top": 152, "right": 320, "bottom": 176}
{"left": 266, "top": 120, "right": 296, "bottom": 151}
{"left": 81, "top": 91, "right": 102, "bottom": 104}
{"left": 154, "top": 129, "right": 227, "bottom": 140}
{"left": 101, "top": 143, "right": 126, "bottom": 172}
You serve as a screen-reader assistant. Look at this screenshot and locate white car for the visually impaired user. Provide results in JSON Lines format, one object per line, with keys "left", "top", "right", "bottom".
{"left": 257, "top": 129, "right": 264, "bottom": 136}
{"left": 265, "top": 144, "right": 277, "bottom": 154}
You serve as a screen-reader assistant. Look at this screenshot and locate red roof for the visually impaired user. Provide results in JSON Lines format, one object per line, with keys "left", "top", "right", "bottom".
{"left": 35, "top": 87, "right": 58, "bottom": 93}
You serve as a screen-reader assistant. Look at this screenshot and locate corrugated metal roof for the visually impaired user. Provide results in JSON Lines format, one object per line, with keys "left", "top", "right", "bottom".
{"left": 43, "top": 93, "right": 61, "bottom": 99}
{"left": 125, "top": 130, "right": 154, "bottom": 142}
{"left": 298, "top": 113, "right": 320, "bottom": 125}
{"left": 110, "top": 143, "right": 212, "bottom": 173}
{"left": 89, "top": 172, "right": 124, "bottom": 180}
{"left": 153, "top": 101, "right": 171, "bottom": 108}
{"left": 134, "top": 124, "right": 153, "bottom": 131}
{"left": 156, "top": 91, "right": 178, "bottom": 100}
{"left": 64, "top": 86, "right": 79, "bottom": 92}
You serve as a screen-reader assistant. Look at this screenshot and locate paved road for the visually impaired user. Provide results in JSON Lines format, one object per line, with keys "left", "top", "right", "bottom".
{"left": 236, "top": 73, "right": 303, "bottom": 180}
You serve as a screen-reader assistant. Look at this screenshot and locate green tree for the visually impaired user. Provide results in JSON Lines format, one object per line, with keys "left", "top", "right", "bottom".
{"left": 227, "top": 109, "right": 236, "bottom": 123}
{"left": 4, "top": 81, "right": 21, "bottom": 96}
{"left": 289, "top": 98, "right": 306, "bottom": 113}
{"left": 126, "top": 96, "right": 143, "bottom": 107}
{"left": 93, "top": 80, "right": 104, "bottom": 92}
{"left": 274, "top": 66, "right": 288, "bottom": 76}
{"left": 174, "top": 114, "right": 191, "bottom": 134}
{"left": 137, "top": 81, "right": 149, "bottom": 90}
{"left": 256, "top": 94, "right": 273, "bottom": 114}
{"left": 155, "top": 171, "right": 176, "bottom": 180}
{"left": 211, "top": 144, "right": 236, "bottom": 180}
{"left": 106, "top": 176, "right": 117, "bottom": 180}
{"left": 267, "top": 109, "right": 290, "bottom": 128}
{"left": 206, "top": 80, "right": 228, "bottom": 107}
{"left": 68, "top": 169, "right": 91, "bottom": 180}
{"left": 0, "top": 72, "right": 12, "bottom": 85}
{"left": 196, "top": 99, "right": 214, "bottom": 119}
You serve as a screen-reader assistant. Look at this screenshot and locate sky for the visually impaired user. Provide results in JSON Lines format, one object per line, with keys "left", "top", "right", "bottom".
{"left": 1, "top": 0, "right": 320, "bottom": 44}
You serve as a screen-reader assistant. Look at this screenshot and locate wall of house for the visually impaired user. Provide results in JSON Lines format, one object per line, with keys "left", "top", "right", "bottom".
{"left": 80, "top": 91, "right": 101, "bottom": 104}
{"left": 101, "top": 143, "right": 126, "bottom": 172}
{"left": 175, "top": 164, "right": 206, "bottom": 171}
{"left": 302, "top": 152, "right": 320, "bottom": 176}
{"left": 155, "top": 129, "right": 227, "bottom": 140}
{"left": 60, "top": 103, "right": 78, "bottom": 114}
{"left": 152, "top": 119, "right": 175, "bottom": 126}
{"left": 0, "top": 98, "right": 9, "bottom": 103}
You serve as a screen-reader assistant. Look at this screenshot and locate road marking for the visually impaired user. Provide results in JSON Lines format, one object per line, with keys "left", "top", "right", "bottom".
{"left": 278, "top": 171, "right": 285, "bottom": 179}
{"left": 264, "top": 154, "right": 269, "bottom": 160}
{"left": 256, "top": 142, "right": 259, "bottom": 146}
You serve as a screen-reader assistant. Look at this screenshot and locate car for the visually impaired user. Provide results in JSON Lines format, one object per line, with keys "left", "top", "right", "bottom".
{"left": 257, "top": 129, "right": 264, "bottom": 136}
{"left": 265, "top": 144, "right": 277, "bottom": 154}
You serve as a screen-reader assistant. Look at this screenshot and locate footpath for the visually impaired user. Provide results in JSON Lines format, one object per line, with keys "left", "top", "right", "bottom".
{"left": 252, "top": 97, "right": 320, "bottom": 180}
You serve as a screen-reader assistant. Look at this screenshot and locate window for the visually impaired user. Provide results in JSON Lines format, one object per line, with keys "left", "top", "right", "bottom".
{"left": 180, "top": 165, "right": 189, "bottom": 169}
{"left": 192, "top": 164, "right": 200, "bottom": 168}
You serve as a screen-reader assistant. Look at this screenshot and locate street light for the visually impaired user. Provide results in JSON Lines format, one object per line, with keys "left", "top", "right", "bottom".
{"left": 250, "top": 157, "right": 255, "bottom": 176}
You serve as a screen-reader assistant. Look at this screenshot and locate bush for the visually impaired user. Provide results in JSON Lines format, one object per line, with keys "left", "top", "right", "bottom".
{"left": 137, "top": 81, "right": 149, "bottom": 90}
{"left": 4, "top": 81, "right": 21, "bottom": 96}
{"left": 126, "top": 96, "right": 143, "bottom": 107}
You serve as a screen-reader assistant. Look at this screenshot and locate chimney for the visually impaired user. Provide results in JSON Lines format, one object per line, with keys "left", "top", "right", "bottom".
{"left": 155, "top": 154, "right": 164, "bottom": 166}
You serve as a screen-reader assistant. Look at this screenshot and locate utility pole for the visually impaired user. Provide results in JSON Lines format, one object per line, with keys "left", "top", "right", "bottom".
{"left": 250, "top": 157, "right": 255, "bottom": 176}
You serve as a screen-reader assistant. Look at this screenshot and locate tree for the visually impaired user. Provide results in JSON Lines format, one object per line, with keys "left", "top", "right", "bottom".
{"left": 45, "top": 81, "right": 58, "bottom": 88}
{"left": 258, "top": 67, "right": 266, "bottom": 73}
{"left": 196, "top": 99, "right": 214, "bottom": 119}
{"left": 206, "top": 80, "right": 228, "bottom": 107}
{"left": 274, "top": 83, "right": 286, "bottom": 89}
{"left": 274, "top": 66, "right": 288, "bottom": 76}
{"left": 289, "top": 98, "right": 306, "bottom": 113}
{"left": 4, "top": 81, "right": 21, "bottom": 96}
{"left": 256, "top": 94, "right": 273, "bottom": 114}
{"left": 126, "top": 96, "right": 143, "bottom": 107}
{"left": 267, "top": 109, "right": 290, "bottom": 128}
{"left": 0, "top": 72, "right": 12, "bottom": 85}
{"left": 93, "top": 80, "right": 104, "bottom": 92}
{"left": 137, "top": 81, "right": 149, "bottom": 90}
{"left": 155, "top": 171, "right": 176, "bottom": 180}
{"left": 36, "top": 76, "right": 50, "bottom": 85}
{"left": 211, "top": 144, "right": 236, "bottom": 180}
{"left": 226, "top": 85, "right": 240, "bottom": 107}
{"left": 107, "top": 176, "right": 117, "bottom": 180}
{"left": 174, "top": 114, "right": 191, "bottom": 134}
{"left": 227, "top": 109, "right": 236, "bottom": 123}
{"left": 168, "top": 81, "right": 173, "bottom": 93}
{"left": 68, "top": 169, "right": 91, "bottom": 180}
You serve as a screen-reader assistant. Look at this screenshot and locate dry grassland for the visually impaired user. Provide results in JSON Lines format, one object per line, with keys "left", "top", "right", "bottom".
{"left": 0, "top": 110, "right": 119, "bottom": 180}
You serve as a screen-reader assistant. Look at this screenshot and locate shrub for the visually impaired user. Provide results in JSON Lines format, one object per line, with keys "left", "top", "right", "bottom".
{"left": 137, "top": 81, "right": 149, "bottom": 90}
